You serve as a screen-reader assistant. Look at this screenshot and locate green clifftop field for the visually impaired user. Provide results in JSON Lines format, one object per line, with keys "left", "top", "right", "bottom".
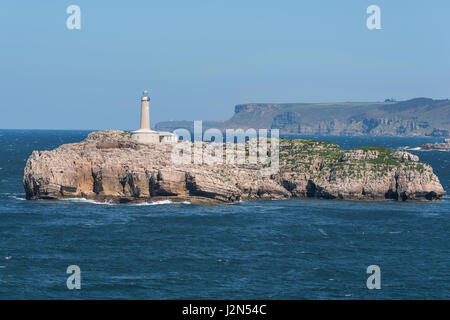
{"left": 155, "top": 98, "right": 450, "bottom": 137}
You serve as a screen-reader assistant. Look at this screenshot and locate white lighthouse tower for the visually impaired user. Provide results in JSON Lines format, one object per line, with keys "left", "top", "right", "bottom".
{"left": 139, "top": 89, "right": 151, "bottom": 131}
{"left": 130, "top": 90, "right": 177, "bottom": 144}
{"left": 130, "top": 90, "right": 160, "bottom": 143}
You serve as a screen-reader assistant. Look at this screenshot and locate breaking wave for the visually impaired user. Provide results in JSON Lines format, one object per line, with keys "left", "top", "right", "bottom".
{"left": 399, "top": 146, "right": 449, "bottom": 152}
{"left": 22, "top": 198, "right": 193, "bottom": 206}
{"left": 7, "top": 195, "right": 26, "bottom": 201}
{"left": 133, "top": 200, "right": 191, "bottom": 206}
{"left": 59, "top": 198, "right": 115, "bottom": 205}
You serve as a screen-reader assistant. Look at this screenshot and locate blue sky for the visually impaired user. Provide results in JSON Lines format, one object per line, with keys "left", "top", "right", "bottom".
{"left": 0, "top": 0, "right": 449, "bottom": 129}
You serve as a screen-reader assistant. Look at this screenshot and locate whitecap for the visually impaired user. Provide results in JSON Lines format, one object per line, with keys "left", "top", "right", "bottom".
{"left": 318, "top": 228, "right": 328, "bottom": 236}
{"left": 134, "top": 200, "right": 173, "bottom": 206}
{"left": 59, "top": 198, "right": 192, "bottom": 206}
{"left": 59, "top": 198, "right": 115, "bottom": 205}
{"left": 8, "top": 196, "right": 25, "bottom": 201}
{"left": 134, "top": 200, "right": 192, "bottom": 206}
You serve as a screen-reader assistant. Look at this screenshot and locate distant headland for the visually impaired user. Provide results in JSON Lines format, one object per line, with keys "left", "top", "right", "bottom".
{"left": 155, "top": 98, "right": 450, "bottom": 137}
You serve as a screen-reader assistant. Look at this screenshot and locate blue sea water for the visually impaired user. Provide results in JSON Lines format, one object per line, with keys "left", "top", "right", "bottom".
{"left": 0, "top": 130, "right": 448, "bottom": 299}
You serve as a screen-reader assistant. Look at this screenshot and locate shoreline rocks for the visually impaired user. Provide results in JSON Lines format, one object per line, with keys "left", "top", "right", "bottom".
{"left": 23, "top": 130, "right": 446, "bottom": 204}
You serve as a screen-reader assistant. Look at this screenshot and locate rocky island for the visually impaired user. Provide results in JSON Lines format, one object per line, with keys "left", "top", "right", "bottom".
{"left": 23, "top": 130, "right": 446, "bottom": 204}
{"left": 418, "top": 139, "right": 450, "bottom": 151}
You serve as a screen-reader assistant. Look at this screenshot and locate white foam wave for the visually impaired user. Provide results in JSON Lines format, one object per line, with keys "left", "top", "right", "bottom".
{"left": 59, "top": 198, "right": 115, "bottom": 205}
{"left": 25, "top": 197, "right": 193, "bottom": 206}
{"left": 8, "top": 196, "right": 26, "bottom": 201}
{"left": 133, "top": 200, "right": 173, "bottom": 206}
{"left": 402, "top": 146, "right": 449, "bottom": 152}
{"left": 133, "top": 200, "right": 191, "bottom": 206}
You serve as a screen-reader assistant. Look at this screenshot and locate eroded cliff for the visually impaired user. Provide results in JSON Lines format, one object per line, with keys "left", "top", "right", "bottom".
{"left": 23, "top": 130, "right": 446, "bottom": 204}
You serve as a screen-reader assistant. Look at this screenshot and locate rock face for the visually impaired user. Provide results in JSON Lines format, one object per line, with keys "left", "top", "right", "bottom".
{"left": 23, "top": 130, "right": 446, "bottom": 204}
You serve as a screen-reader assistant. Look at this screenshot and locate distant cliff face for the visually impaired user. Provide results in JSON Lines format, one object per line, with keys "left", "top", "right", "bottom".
{"left": 155, "top": 98, "right": 450, "bottom": 137}
{"left": 23, "top": 130, "right": 445, "bottom": 204}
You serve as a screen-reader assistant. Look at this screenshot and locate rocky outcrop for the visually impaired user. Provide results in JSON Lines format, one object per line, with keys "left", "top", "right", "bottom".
{"left": 419, "top": 139, "right": 450, "bottom": 150}
{"left": 23, "top": 130, "right": 446, "bottom": 204}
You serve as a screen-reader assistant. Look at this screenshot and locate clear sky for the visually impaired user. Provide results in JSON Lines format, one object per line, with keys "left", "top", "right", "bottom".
{"left": 0, "top": 0, "right": 449, "bottom": 130}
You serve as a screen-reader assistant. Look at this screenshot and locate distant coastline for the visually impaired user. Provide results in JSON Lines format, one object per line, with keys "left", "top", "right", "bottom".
{"left": 156, "top": 98, "right": 450, "bottom": 137}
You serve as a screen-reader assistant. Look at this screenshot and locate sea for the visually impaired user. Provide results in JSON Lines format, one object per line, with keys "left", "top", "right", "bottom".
{"left": 0, "top": 130, "right": 448, "bottom": 299}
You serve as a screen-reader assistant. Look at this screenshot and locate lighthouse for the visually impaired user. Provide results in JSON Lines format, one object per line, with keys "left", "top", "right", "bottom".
{"left": 130, "top": 90, "right": 177, "bottom": 144}
{"left": 140, "top": 90, "right": 151, "bottom": 130}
